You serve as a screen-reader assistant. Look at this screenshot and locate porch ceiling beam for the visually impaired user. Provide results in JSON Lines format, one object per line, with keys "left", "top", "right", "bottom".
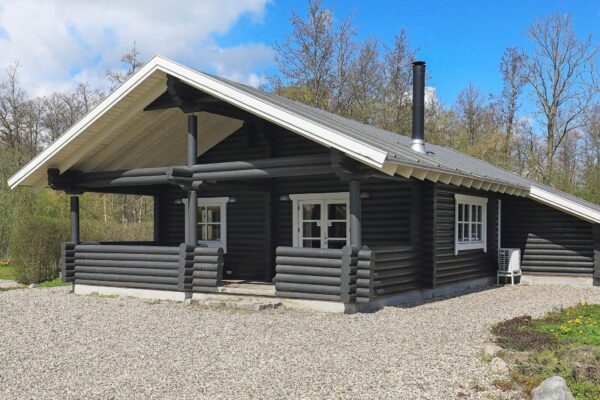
{"left": 481, "top": 181, "right": 492, "bottom": 191}
{"left": 471, "top": 179, "right": 483, "bottom": 189}
{"left": 145, "top": 75, "right": 259, "bottom": 121}
{"left": 489, "top": 183, "right": 500, "bottom": 192}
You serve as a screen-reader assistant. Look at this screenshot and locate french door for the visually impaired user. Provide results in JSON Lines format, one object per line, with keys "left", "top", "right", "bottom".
{"left": 297, "top": 199, "right": 349, "bottom": 249}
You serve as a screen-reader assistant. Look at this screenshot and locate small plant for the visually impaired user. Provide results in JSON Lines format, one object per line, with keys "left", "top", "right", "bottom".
{"left": 492, "top": 379, "right": 515, "bottom": 391}
{"left": 492, "top": 316, "right": 558, "bottom": 351}
{"left": 492, "top": 304, "right": 600, "bottom": 400}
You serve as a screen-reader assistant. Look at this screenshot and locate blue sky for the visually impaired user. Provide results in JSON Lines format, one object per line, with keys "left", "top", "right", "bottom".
{"left": 218, "top": 0, "right": 600, "bottom": 105}
{"left": 0, "top": 0, "right": 597, "bottom": 103}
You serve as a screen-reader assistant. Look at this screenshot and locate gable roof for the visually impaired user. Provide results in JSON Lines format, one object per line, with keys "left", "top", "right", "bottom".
{"left": 8, "top": 55, "right": 600, "bottom": 224}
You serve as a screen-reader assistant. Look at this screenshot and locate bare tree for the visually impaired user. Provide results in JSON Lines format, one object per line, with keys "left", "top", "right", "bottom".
{"left": 381, "top": 29, "right": 416, "bottom": 134}
{"left": 106, "top": 42, "right": 143, "bottom": 89}
{"left": 0, "top": 63, "right": 44, "bottom": 157}
{"left": 272, "top": 0, "right": 335, "bottom": 109}
{"left": 348, "top": 37, "right": 382, "bottom": 124}
{"left": 42, "top": 83, "right": 104, "bottom": 141}
{"left": 330, "top": 14, "right": 357, "bottom": 117}
{"left": 455, "top": 82, "right": 487, "bottom": 146}
{"left": 495, "top": 47, "right": 528, "bottom": 160}
{"left": 524, "top": 13, "right": 598, "bottom": 182}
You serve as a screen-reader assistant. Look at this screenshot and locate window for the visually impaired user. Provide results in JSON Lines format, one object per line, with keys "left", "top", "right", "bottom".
{"left": 454, "top": 194, "right": 487, "bottom": 255}
{"left": 184, "top": 197, "right": 228, "bottom": 252}
{"left": 290, "top": 193, "right": 349, "bottom": 249}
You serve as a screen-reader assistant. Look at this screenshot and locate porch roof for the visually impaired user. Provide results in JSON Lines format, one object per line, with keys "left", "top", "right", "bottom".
{"left": 8, "top": 56, "right": 600, "bottom": 224}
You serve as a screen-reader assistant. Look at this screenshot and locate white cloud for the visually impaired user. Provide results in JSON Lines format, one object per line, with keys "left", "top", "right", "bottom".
{"left": 0, "top": 0, "right": 274, "bottom": 96}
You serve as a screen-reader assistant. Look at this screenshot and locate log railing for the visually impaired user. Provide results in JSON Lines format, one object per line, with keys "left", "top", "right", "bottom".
{"left": 63, "top": 242, "right": 224, "bottom": 293}
{"left": 356, "top": 246, "right": 420, "bottom": 302}
{"left": 274, "top": 246, "right": 357, "bottom": 302}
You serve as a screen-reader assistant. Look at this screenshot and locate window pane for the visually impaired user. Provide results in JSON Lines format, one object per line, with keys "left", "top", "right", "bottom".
{"left": 302, "top": 222, "right": 320, "bottom": 238}
{"left": 464, "top": 204, "right": 469, "bottom": 222}
{"left": 198, "top": 206, "right": 206, "bottom": 223}
{"left": 302, "top": 204, "right": 321, "bottom": 220}
{"left": 458, "top": 204, "right": 463, "bottom": 221}
{"left": 457, "top": 223, "right": 463, "bottom": 241}
{"left": 328, "top": 222, "right": 347, "bottom": 239}
{"left": 303, "top": 239, "right": 321, "bottom": 248}
{"left": 472, "top": 205, "right": 477, "bottom": 223}
{"left": 206, "top": 224, "right": 220, "bottom": 241}
{"left": 206, "top": 206, "right": 220, "bottom": 223}
{"left": 477, "top": 205, "right": 483, "bottom": 222}
{"left": 328, "top": 203, "right": 346, "bottom": 220}
{"left": 476, "top": 224, "right": 482, "bottom": 241}
{"left": 198, "top": 224, "right": 206, "bottom": 241}
{"left": 327, "top": 240, "right": 346, "bottom": 249}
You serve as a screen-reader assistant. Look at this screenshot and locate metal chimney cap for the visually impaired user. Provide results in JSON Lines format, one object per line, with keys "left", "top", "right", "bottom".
{"left": 412, "top": 60, "right": 426, "bottom": 66}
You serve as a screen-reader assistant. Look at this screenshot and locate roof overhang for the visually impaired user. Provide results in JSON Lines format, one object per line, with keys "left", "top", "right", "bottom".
{"left": 8, "top": 55, "right": 388, "bottom": 190}
{"left": 528, "top": 186, "right": 600, "bottom": 224}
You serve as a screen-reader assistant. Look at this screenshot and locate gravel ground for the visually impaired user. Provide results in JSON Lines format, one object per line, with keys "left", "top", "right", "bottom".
{"left": 1, "top": 285, "right": 599, "bottom": 400}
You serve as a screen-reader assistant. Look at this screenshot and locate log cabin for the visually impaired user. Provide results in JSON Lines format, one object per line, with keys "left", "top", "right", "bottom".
{"left": 8, "top": 56, "right": 600, "bottom": 312}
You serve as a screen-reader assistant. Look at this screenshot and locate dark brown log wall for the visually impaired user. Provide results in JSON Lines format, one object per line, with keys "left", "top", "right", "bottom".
{"left": 502, "top": 197, "right": 595, "bottom": 277}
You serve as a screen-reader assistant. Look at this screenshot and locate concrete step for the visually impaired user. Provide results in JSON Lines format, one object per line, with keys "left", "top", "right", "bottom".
{"left": 191, "top": 295, "right": 282, "bottom": 311}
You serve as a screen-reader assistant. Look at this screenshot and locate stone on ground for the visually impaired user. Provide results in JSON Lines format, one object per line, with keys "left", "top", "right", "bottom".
{"left": 483, "top": 343, "right": 502, "bottom": 357}
{"left": 531, "top": 376, "right": 574, "bottom": 400}
{"left": 490, "top": 357, "right": 508, "bottom": 373}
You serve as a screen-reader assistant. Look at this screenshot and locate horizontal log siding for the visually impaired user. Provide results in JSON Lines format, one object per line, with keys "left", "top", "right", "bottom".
{"left": 274, "top": 246, "right": 356, "bottom": 302}
{"left": 60, "top": 242, "right": 76, "bottom": 283}
{"left": 73, "top": 244, "right": 181, "bottom": 291}
{"left": 502, "top": 197, "right": 595, "bottom": 276}
{"left": 192, "top": 247, "right": 224, "bottom": 291}
{"left": 356, "top": 246, "right": 419, "bottom": 302}
{"left": 433, "top": 184, "right": 498, "bottom": 287}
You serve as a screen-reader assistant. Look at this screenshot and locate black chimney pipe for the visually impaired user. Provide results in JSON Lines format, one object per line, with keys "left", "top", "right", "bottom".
{"left": 411, "top": 61, "right": 426, "bottom": 154}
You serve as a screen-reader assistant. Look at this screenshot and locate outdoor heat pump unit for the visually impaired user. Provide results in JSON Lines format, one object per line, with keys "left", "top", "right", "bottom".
{"left": 497, "top": 248, "right": 521, "bottom": 285}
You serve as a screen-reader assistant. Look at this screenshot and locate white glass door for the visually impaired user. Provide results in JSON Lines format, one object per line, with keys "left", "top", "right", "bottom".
{"left": 299, "top": 200, "right": 323, "bottom": 248}
{"left": 298, "top": 199, "right": 349, "bottom": 249}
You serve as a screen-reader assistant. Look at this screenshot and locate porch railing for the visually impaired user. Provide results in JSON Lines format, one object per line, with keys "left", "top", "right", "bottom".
{"left": 274, "top": 246, "right": 357, "bottom": 302}
{"left": 356, "top": 246, "right": 420, "bottom": 302}
{"left": 61, "top": 242, "right": 224, "bottom": 293}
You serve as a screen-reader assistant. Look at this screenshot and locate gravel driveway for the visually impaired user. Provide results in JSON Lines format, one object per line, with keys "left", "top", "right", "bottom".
{"left": 1, "top": 285, "right": 599, "bottom": 399}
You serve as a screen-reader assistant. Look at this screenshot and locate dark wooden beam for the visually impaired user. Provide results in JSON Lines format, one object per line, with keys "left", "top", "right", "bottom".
{"left": 144, "top": 75, "right": 259, "bottom": 121}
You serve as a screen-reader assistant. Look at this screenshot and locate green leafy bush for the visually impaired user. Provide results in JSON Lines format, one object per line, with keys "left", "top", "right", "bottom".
{"left": 8, "top": 213, "right": 69, "bottom": 284}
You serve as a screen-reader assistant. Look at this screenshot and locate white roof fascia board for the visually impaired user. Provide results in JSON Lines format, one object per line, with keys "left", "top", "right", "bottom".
{"left": 529, "top": 186, "right": 600, "bottom": 224}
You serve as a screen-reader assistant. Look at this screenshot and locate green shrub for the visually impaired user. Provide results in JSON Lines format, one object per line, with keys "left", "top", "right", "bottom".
{"left": 8, "top": 213, "right": 69, "bottom": 284}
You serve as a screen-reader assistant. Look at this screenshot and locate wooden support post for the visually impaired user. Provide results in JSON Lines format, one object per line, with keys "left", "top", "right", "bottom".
{"left": 186, "top": 114, "right": 198, "bottom": 246}
{"left": 70, "top": 196, "right": 80, "bottom": 244}
{"left": 349, "top": 179, "right": 362, "bottom": 248}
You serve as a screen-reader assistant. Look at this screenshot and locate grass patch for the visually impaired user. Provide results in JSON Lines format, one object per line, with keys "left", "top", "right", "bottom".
{"left": 36, "top": 278, "right": 70, "bottom": 288}
{"left": 0, "top": 264, "right": 17, "bottom": 280}
{"left": 492, "top": 303, "right": 600, "bottom": 400}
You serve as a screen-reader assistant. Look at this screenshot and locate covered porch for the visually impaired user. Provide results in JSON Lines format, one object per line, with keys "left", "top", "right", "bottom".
{"left": 56, "top": 123, "right": 421, "bottom": 305}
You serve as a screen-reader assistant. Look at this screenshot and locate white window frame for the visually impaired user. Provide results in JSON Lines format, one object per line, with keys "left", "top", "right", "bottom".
{"left": 183, "top": 196, "right": 228, "bottom": 252}
{"left": 454, "top": 193, "right": 487, "bottom": 255}
{"left": 289, "top": 192, "right": 350, "bottom": 248}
